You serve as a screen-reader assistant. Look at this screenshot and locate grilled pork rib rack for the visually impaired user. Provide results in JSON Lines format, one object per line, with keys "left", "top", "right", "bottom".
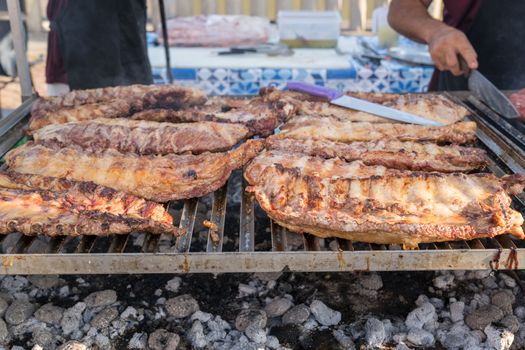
{"left": 247, "top": 164, "right": 525, "bottom": 248}
{"left": 33, "top": 118, "right": 250, "bottom": 155}
{"left": 260, "top": 87, "right": 470, "bottom": 124}
{"left": 265, "top": 137, "right": 487, "bottom": 172}
{"left": 0, "top": 172, "right": 178, "bottom": 236}
{"left": 29, "top": 85, "right": 281, "bottom": 136}
{"left": 5, "top": 140, "right": 264, "bottom": 202}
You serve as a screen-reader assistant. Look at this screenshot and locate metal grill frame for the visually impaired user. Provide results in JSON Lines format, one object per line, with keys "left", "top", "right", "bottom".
{"left": 0, "top": 93, "right": 524, "bottom": 274}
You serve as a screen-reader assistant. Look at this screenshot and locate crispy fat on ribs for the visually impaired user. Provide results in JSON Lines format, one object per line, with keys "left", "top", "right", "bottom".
{"left": 33, "top": 118, "right": 249, "bottom": 155}
{"left": 29, "top": 84, "right": 208, "bottom": 132}
{"left": 0, "top": 172, "right": 179, "bottom": 236}
{"left": 5, "top": 140, "right": 264, "bottom": 202}
{"left": 277, "top": 116, "right": 477, "bottom": 144}
{"left": 244, "top": 151, "right": 399, "bottom": 186}
{"left": 248, "top": 165, "right": 525, "bottom": 247}
{"left": 266, "top": 137, "right": 487, "bottom": 172}
{"left": 260, "top": 87, "right": 469, "bottom": 124}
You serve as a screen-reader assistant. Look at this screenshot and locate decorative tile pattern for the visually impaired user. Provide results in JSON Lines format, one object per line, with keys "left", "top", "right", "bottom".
{"left": 159, "top": 60, "right": 433, "bottom": 95}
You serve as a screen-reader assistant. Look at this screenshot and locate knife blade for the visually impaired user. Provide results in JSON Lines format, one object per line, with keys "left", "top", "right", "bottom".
{"left": 286, "top": 82, "right": 444, "bottom": 126}
{"left": 458, "top": 56, "right": 520, "bottom": 119}
{"left": 468, "top": 70, "right": 520, "bottom": 119}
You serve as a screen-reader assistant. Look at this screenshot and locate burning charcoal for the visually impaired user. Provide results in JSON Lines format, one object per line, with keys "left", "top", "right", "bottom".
{"left": 359, "top": 273, "right": 383, "bottom": 291}
{"left": 61, "top": 302, "right": 86, "bottom": 336}
{"left": 235, "top": 309, "right": 267, "bottom": 331}
{"left": 365, "top": 318, "right": 387, "bottom": 346}
{"left": 407, "top": 328, "right": 435, "bottom": 347}
{"left": 32, "top": 329, "right": 57, "bottom": 349}
{"left": 514, "top": 306, "right": 525, "bottom": 319}
{"left": 0, "top": 297, "right": 8, "bottom": 318}
{"left": 128, "top": 332, "right": 148, "bottom": 349}
{"left": 333, "top": 329, "right": 355, "bottom": 349}
{"left": 264, "top": 297, "right": 293, "bottom": 318}
{"left": 57, "top": 341, "right": 88, "bottom": 350}
{"left": 485, "top": 325, "right": 514, "bottom": 350}
{"left": 405, "top": 302, "right": 437, "bottom": 330}
{"left": 265, "top": 335, "right": 280, "bottom": 349}
{"left": 188, "top": 320, "right": 207, "bottom": 348}
{"left": 0, "top": 319, "right": 8, "bottom": 344}
{"left": 165, "top": 277, "right": 182, "bottom": 293}
{"left": 449, "top": 301, "right": 465, "bottom": 323}
{"left": 4, "top": 300, "right": 35, "bottom": 325}
{"left": 465, "top": 305, "right": 504, "bottom": 330}
{"left": 34, "top": 303, "right": 64, "bottom": 325}
{"left": 245, "top": 323, "right": 267, "bottom": 344}
{"left": 433, "top": 273, "right": 455, "bottom": 290}
{"left": 148, "top": 329, "right": 180, "bottom": 350}
{"left": 191, "top": 310, "right": 213, "bottom": 323}
{"left": 84, "top": 290, "right": 117, "bottom": 308}
{"left": 310, "top": 300, "right": 341, "bottom": 326}
{"left": 499, "top": 274, "right": 517, "bottom": 289}
{"left": 282, "top": 304, "right": 310, "bottom": 325}
{"left": 500, "top": 315, "right": 520, "bottom": 333}
{"left": 165, "top": 294, "right": 199, "bottom": 319}
{"left": 90, "top": 307, "right": 119, "bottom": 329}
{"left": 491, "top": 290, "right": 515, "bottom": 315}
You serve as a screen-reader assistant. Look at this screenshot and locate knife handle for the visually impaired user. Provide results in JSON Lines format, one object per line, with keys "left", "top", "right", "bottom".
{"left": 458, "top": 55, "right": 470, "bottom": 77}
{"left": 286, "top": 81, "right": 343, "bottom": 100}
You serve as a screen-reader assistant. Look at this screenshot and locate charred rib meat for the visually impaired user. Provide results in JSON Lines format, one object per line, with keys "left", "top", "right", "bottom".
{"left": 266, "top": 137, "right": 487, "bottom": 172}
{"left": 5, "top": 140, "right": 264, "bottom": 202}
{"left": 276, "top": 116, "right": 477, "bottom": 144}
{"left": 248, "top": 165, "right": 525, "bottom": 247}
{"left": 33, "top": 118, "right": 249, "bottom": 155}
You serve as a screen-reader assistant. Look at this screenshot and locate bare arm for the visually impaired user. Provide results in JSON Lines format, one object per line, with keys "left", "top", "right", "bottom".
{"left": 388, "top": 0, "right": 478, "bottom": 75}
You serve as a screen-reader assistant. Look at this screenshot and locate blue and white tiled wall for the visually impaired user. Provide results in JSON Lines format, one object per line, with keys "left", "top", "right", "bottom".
{"left": 152, "top": 60, "right": 434, "bottom": 95}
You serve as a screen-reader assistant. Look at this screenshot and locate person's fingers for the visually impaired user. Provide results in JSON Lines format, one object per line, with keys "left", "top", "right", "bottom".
{"left": 445, "top": 51, "right": 462, "bottom": 76}
{"left": 457, "top": 43, "right": 478, "bottom": 70}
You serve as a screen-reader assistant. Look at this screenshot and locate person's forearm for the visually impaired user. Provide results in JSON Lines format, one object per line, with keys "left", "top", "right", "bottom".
{"left": 388, "top": 0, "right": 449, "bottom": 44}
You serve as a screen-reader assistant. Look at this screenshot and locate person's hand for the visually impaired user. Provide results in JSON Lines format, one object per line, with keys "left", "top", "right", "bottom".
{"left": 428, "top": 26, "right": 478, "bottom": 76}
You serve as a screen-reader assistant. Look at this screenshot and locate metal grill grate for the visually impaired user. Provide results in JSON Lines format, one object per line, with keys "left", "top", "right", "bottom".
{"left": 0, "top": 93, "right": 524, "bottom": 274}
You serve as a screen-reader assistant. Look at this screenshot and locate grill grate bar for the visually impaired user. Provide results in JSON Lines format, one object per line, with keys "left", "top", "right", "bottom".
{"left": 10, "top": 235, "right": 35, "bottom": 254}
{"left": 271, "top": 221, "right": 287, "bottom": 251}
{"left": 496, "top": 235, "right": 517, "bottom": 249}
{"left": 239, "top": 175, "right": 255, "bottom": 252}
{"left": 206, "top": 181, "right": 229, "bottom": 253}
{"left": 108, "top": 235, "right": 129, "bottom": 254}
{"left": 75, "top": 236, "right": 97, "bottom": 254}
{"left": 467, "top": 96, "right": 525, "bottom": 153}
{"left": 435, "top": 242, "right": 452, "bottom": 250}
{"left": 174, "top": 198, "right": 199, "bottom": 253}
{"left": 303, "top": 234, "right": 321, "bottom": 251}
{"left": 46, "top": 236, "right": 67, "bottom": 254}
{"left": 142, "top": 234, "right": 161, "bottom": 253}
{"left": 467, "top": 239, "right": 485, "bottom": 249}
{"left": 337, "top": 238, "right": 353, "bottom": 251}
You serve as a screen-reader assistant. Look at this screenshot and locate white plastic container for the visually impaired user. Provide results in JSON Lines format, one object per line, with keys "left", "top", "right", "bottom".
{"left": 278, "top": 11, "right": 341, "bottom": 48}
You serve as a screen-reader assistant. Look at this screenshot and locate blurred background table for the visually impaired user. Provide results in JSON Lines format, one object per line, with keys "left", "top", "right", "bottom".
{"left": 148, "top": 35, "right": 435, "bottom": 95}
